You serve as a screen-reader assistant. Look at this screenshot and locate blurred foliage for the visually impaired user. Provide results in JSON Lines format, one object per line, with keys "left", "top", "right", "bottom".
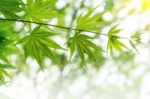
{"left": 0, "top": 0, "right": 145, "bottom": 85}
{"left": 141, "top": 0, "right": 150, "bottom": 11}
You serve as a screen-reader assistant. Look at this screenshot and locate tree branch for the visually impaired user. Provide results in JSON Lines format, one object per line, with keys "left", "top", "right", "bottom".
{"left": 0, "top": 18, "right": 131, "bottom": 40}
{"left": 0, "top": 18, "right": 107, "bottom": 35}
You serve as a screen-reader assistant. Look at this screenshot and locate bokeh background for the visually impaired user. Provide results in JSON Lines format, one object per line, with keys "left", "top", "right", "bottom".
{"left": 0, "top": 0, "right": 150, "bottom": 99}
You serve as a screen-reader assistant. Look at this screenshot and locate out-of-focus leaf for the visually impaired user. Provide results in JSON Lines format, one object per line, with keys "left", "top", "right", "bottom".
{"left": 105, "top": 0, "right": 114, "bottom": 10}
{"left": 0, "top": 22, "right": 18, "bottom": 63}
{"left": 0, "top": 0, "right": 23, "bottom": 18}
{"left": 0, "top": 63, "right": 14, "bottom": 84}
{"left": 131, "top": 32, "right": 142, "bottom": 43}
{"left": 129, "top": 40, "right": 138, "bottom": 52}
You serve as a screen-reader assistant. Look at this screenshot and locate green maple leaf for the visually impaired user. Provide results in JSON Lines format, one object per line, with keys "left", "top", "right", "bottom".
{"left": 107, "top": 25, "right": 128, "bottom": 55}
{"left": 0, "top": 22, "right": 18, "bottom": 63}
{"left": 0, "top": 22, "right": 17, "bottom": 85}
{"left": 0, "top": 63, "right": 15, "bottom": 84}
{"left": 68, "top": 33, "right": 101, "bottom": 67}
{"left": 18, "top": 26, "right": 66, "bottom": 70}
{"left": 129, "top": 32, "right": 142, "bottom": 52}
{"left": 24, "top": 0, "right": 58, "bottom": 22}
{"left": 77, "top": 8, "right": 104, "bottom": 32}
{"left": 0, "top": 0, "right": 23, "bottom": 18}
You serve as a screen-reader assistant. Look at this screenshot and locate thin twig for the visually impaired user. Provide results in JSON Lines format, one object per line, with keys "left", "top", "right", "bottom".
{"left": 67, "top": 0, "right": 85, "bottom": 37}
{"left": 0, "top": 18, "right": 132, "bottom": 40}
{"left": 0, "top": 18, "right": 107, "bottom": 35}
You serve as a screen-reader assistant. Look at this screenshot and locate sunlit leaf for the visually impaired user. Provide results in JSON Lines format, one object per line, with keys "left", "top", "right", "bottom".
{"left": 68, "top": 33, "right": 101, "bottom": 67}
{"left": 77, "top": 8, "right": 104, "bottom": 32}
{"left": 18, "top": 26, "right": 65, "bottom": 70}
{"left": 0, "top": 0, "right": 23, "bottom": 18}
{"left": 24, "top": 0, "right": 58, "bottom": 22}
{"left": 107, "top": 25, "right": 128, "bottom": 55}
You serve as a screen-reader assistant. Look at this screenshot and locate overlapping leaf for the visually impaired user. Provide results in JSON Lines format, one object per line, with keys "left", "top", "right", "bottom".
{"left": 131, "top": 32, "right": 142, "bottom": 43}
{"left": 0, "top": 22, "right": 18, "bottom": 63}
{"left": 0, "top": 22, "right": 17, "bottom": 84}
{"left": 0, "top": 0, "right": 23, "bottom": 18}
{"left": 81, "top": 49, "right": 106, "bottom": 70}
{"left": 0, "top": 38, "right": 15, "bottom": 84}
{"left": 0, "top": 64, "right": 15, "bottom": 84}
{"left": 129, "top": 32, "right": 142, "bottom": 52}
{"left": 105, "top": 0, "right": 114, "bottom": 10}
{"left": 107, "top": 25, "right": 128, "bottom": 55}
{"left": 18, "top": 26, "right": 65, "bottom": 70}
